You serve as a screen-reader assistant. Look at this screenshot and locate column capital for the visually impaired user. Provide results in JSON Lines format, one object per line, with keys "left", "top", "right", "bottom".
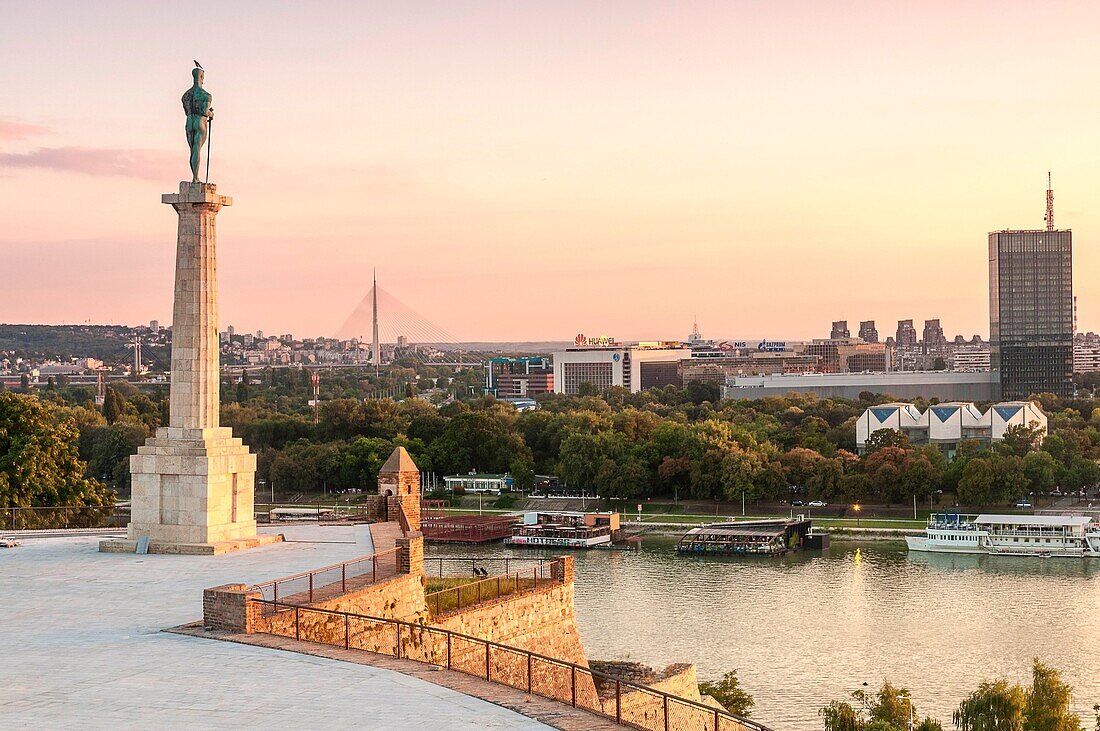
{"left": 162, "top": 181, "right": 233, "bottom": 209}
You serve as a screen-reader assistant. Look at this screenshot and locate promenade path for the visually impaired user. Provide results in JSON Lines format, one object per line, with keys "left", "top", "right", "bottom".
{"left": 0, "top": 525, "right": 553, "bottom": 730}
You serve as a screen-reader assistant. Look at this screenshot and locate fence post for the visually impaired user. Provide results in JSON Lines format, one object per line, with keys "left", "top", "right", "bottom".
{"left": 527, "top": 654, "right": 532, "bottom": 694}
{"left": 342, "top": 563, "right": 346, "bottom": 594}
{"left": 616, "top": 680, "right": 621, "bottom": 723}
{"left": 345, "top": 614, "right": 350, "bottom": 649}
{"left": 446, "top": 633, "right": 452, "bottom": 669}
{"left": 477, "top": 580, "right": 482, "bottom": 604}
{"left": 663, "top": 695, "right": 669, "bottom": 730}
{"left": 396, "top": 624, "right": 401, "bottom": 658}
{"left": 309, "top": 573, "right": 314, "bottom": 603}
{"left": 496, "top": 575, "right": 501, "bottom": 598}
{"left": 485, "top": 643, "right": 490, "bottom": 681}
{"left": 571, "top": 666, "right": 576, "bottom": 707}
{"left": 714, "top": 707, "right": 720, "bottom": 731}
{"left": 373, "top": 554, "right": 377, "bottom": 583}
{"left": 274, "top": 582, "right": 279, "bottom": 604}
{"left": 295, "top": 606, "right": 300, "bottom": 641}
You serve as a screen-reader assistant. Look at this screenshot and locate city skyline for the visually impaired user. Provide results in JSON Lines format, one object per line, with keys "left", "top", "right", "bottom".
{"left": 4, "top": 2, "right": 1100, "bottom": 340}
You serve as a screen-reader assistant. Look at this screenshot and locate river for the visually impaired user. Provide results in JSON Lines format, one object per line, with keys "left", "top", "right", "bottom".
{"left": 428, "top": 537, "right": 1100, "bottom": 730}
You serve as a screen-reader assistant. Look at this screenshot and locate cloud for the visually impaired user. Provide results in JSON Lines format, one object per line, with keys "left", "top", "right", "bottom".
{"left": 0, "top": 118, "right": 51, "bottom": 141}
{"left": 0, "top": 147, "right": 177, "bottom": 180}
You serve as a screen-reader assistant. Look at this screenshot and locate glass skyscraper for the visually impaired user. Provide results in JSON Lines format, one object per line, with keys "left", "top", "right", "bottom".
{"left": 988, "top": 229, "right": 1073, "bottom": 399}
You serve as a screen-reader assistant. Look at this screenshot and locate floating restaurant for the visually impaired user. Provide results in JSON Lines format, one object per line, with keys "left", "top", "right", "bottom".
{"left": 676, "top": 519, "right": 814, "bottom": 556}
{"left": 505, "top": 511, "right": 622, "bottom": 549}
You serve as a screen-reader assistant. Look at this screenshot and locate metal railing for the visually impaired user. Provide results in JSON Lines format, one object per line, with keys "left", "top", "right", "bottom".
{"left": 250, "top": 549, "right": 400, "bottom": 615}
{"left": 1, "top": 505, "right": 129, "bottom": 531}
{"left": 251, "top": 599, "right": 771, "bottom": 731}
{"left": 426, "top": 555, "right": 551, "bottom": 578}
{"left": 425, "top": 560, "right": 557, "bottom": 617}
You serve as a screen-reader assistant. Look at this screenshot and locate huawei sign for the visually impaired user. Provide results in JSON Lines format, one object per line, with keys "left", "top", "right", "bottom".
{"left": 575, "top": 334, "right": 588, "bottom": 346}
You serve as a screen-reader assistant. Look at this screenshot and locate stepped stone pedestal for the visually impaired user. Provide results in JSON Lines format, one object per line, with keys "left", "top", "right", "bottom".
{"left": 101, "top": 183, "right": 280, "bottom": 556}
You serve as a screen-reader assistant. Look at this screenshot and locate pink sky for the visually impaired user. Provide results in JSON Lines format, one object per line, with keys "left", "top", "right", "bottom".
{"left": 3, "top": 1, "right": 1100, "bottom": 342}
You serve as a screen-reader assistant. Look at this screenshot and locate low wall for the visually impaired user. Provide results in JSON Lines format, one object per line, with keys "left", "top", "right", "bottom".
{"left": 257, "top": 572, "right": 428, "bottom": 644}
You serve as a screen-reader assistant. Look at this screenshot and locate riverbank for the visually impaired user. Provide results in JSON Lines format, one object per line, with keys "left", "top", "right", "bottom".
{"left": 624, "top": 522, "right": 917, "bottom": 541}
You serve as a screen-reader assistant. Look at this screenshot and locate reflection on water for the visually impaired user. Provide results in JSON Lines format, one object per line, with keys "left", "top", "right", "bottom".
{"left": 427, "top": 539, "right": 1100, "bottom": 730}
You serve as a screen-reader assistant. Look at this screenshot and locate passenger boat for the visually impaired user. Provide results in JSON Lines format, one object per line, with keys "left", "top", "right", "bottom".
{"left": 905, "top": 513, "right": 1100, "bottom": 557}
{"left": 504, "top": 511, "right": 619, "bottom": 548}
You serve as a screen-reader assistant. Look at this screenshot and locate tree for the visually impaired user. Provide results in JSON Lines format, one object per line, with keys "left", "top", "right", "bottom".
{"left": 509, "top": 457, "right": 535, "bottom": 492}
{"left": 698, "top": 669, "right": 753, "bottom": 717}
{"left": 864, "top": 428, "right": 910, "bottom": 453}
{"left": 78, "top": 423, "right": 148, "bottom": 493}
{"left": 0, "top": 393, "right": 113, "bottom": 508}
{"left": 999, "top": 422, "right": 1046, "bottom": 457}
{"left": 821, "top": 700, "right": 862, "bottom": 731}
{"left": 102, "top": 387, "right": 125, "bottom": 424}
{"left": 1024, "top": 659, "right": 1080, "bottom": 731}
{"left": 1021, "top": 451, "right": 1056, "bottom": 496}
{"left": 957, "top": 458, "right": 994, "bottom": 506}
{"left": 954, "top": 679, "right": 1026, "bottom": 731}
{"left": 685, "top": 380, "right": 720, "bottom": 405}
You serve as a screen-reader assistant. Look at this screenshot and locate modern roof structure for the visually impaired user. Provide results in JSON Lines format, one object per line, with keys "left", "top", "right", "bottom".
{"left": 856, "top": 400, "right": 1047, "bottom": 455}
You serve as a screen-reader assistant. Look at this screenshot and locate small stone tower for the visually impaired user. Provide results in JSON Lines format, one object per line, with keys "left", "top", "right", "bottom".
{"left": 378, "top": 446, "right": 421, "bottom": 532}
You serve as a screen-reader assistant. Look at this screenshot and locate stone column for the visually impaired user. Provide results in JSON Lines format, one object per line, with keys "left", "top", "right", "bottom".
{"left": 165, "top": 183, "right": 227, "bottom": 429}
{"left": 101, "top": 183, "right": 278, "bottom": 555}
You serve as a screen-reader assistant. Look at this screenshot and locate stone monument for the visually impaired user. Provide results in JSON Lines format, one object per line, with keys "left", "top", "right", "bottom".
{"left": 101, "top": 66, "right": 279, "bottom": 555}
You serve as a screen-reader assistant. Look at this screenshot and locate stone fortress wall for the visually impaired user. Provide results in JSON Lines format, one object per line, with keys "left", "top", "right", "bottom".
{"left": 202, "top": 446, "right": 716, "bottom": 726}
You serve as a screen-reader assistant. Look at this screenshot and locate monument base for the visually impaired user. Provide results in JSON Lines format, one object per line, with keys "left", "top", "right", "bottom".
{"left": 98, "top": 533, "right": 282, "bottom": 556}
{"left": 104, "top": 426, "right": 261, "bottom": 551}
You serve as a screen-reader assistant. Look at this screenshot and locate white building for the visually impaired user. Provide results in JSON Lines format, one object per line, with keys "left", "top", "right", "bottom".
{"left": 1073, "top": 344, "right": 1100, "bottom": 373}
{"left": 856, "top": 400, "right": 1047, "bottom": 456}
{"left": 724, "top": 371, "right": 998, "bottom": 402}
{"left": 950, "top": 345, "right": 991, "bottom": 372}
{"left": 552, "top": 343, "right": 690, "bottom": 395}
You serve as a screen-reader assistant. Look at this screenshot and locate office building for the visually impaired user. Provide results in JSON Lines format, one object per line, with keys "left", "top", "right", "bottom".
{"left": 922, "top": 319, "right": 946, "bottom": 348}
{"left": 552, "top": 343, "right": 690, "bottom": 394}
{"left": 895, "top": 320, "right": 918, "bottom": 348}
{"left": 858, "top": 320, "right": 879, "bottom": 343}
{"left": 830, "top": 320, "right": 850, "bottom": 339}
{"left": 989, "top": 228, "right": 1073, "bottom": 398}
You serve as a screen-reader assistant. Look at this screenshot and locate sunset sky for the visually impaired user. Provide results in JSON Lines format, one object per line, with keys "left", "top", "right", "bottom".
{"left": 4, "top": 1, "right": 1100, "bottom": 342}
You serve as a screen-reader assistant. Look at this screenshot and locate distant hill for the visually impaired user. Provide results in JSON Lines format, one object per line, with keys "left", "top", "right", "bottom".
{"left": 0, "top": 324, "right": 142, "bottom": 363}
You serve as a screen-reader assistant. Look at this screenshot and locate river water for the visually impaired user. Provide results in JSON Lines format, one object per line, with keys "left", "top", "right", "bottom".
{"left": 428, "top": 538, "right": 1100, "bottom": 730}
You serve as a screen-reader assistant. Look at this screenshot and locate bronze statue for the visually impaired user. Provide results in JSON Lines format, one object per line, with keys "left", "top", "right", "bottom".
{"left": 182, "top": 63, "right": 213, "bottom": 183}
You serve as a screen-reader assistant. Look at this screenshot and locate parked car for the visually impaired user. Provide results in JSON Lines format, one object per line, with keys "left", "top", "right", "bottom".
{"left": 1051, "top": 489, "right": 1064, "bottom": 497}
{"left": 791, "top": 500, "right": 805, "bottom": 507}
{"left": 808, "top": 500, "right": 827, "bottom": 508}
{"left": 1014, "top": 499, "right": 1032, "bottom": 508}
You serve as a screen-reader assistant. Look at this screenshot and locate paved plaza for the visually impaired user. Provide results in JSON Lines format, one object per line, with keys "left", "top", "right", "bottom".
{"left": 0, "top": 526, "right": 552, "bottom": 730}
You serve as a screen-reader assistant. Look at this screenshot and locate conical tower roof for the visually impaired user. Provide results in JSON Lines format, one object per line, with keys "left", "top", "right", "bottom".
{"left": 379, "top": 446, "right": 418, "bottom": 474}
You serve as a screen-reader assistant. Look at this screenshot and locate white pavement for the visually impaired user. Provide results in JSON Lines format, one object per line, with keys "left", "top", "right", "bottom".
{"left": 0, "top": 526, "right": 552, "bottom": 730}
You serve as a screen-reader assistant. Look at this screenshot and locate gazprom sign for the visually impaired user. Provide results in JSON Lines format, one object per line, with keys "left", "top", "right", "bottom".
{"left": 757, "top": 340, "right": 789, "bottom": 352}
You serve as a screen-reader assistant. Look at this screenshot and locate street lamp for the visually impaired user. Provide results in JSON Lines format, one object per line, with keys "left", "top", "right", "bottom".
{"left": 853, "top": 503, "right": 861, "bottom": 528}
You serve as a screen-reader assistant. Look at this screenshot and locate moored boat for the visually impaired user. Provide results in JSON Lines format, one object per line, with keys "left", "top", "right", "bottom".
{"left": 906, "top": 513, "right": 1100, "bottom": 557}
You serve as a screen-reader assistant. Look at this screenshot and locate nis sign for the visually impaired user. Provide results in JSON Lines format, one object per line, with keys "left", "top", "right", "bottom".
{"left": 575, "top": 334, "right": 616, "bottom": 347}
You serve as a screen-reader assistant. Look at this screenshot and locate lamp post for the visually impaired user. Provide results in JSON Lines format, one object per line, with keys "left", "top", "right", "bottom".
{"left": 853, "top": 503, "right": 861, "bottom": 528}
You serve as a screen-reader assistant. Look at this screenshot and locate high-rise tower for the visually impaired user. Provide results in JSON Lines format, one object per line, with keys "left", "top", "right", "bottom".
{"left": 989, "top": 177, "right": 1073, "bottom": 399}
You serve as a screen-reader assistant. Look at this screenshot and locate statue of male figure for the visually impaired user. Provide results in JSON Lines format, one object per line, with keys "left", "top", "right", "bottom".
{"left": 182, "top": 67, "right": 214, "bottom": 183}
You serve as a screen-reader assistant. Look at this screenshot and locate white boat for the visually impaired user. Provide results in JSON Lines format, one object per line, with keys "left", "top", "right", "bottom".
{"left": 906, "top": 513, "right": 1100, "bottom": 557}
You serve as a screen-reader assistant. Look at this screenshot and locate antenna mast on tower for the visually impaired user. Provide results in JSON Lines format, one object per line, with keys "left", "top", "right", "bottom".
{"left": 1045, "top": 171, "right": 1054, "bottom": 231}
{"left": 371, "top": 268, "right": 380, "bottom": 375}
